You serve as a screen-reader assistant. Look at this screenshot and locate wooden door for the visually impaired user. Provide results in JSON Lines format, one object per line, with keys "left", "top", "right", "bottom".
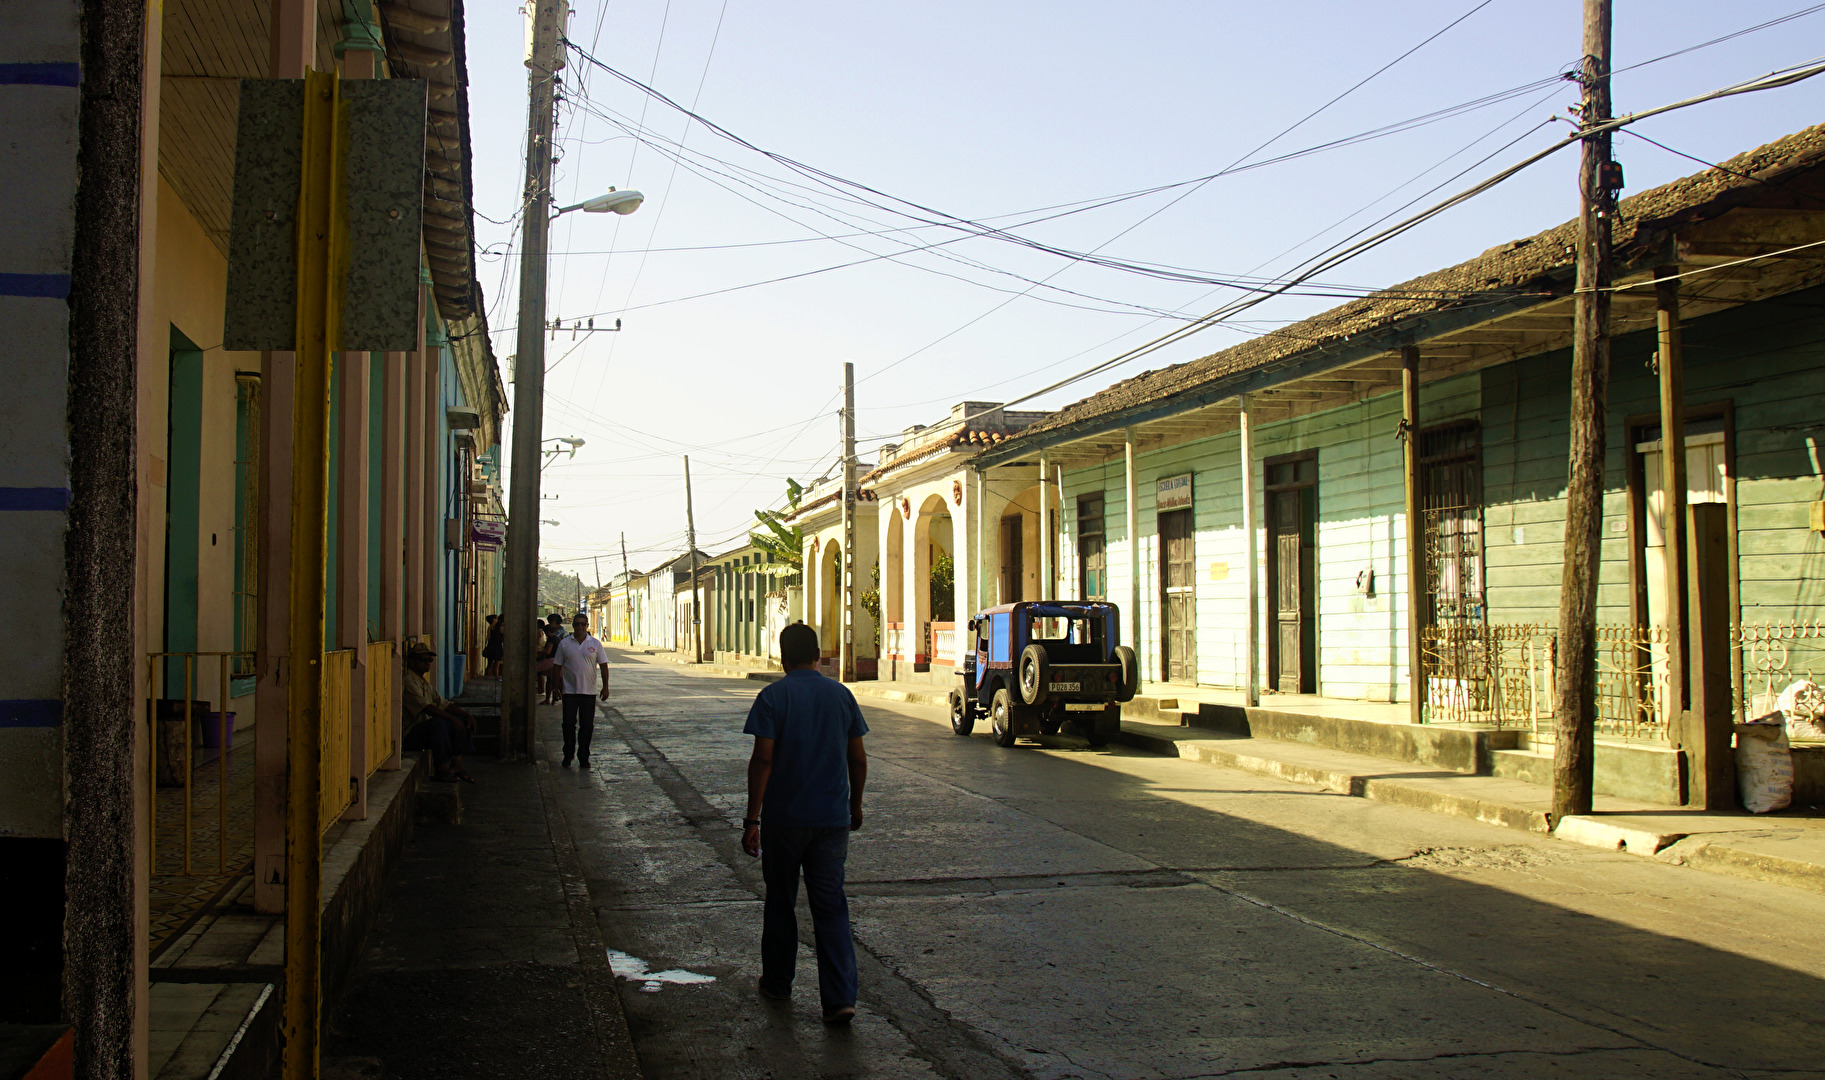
{"left": 1160, "top": 509, "right": 1195, "bottom": 683}
{"left": 1000, "top": 515, "right": 1024, "bottom": 603}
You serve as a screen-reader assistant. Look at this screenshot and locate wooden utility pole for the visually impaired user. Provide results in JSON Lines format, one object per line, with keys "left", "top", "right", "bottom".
{"left": 841, "top": 361, "right": 858, "bottom": 682}
{"left": 1238, "top": 399, "right": 1259, "bottom": 708}
{"left": 684, "top": 455, "right": 702, "bottom": 662}
{"left": 1402, "top": 345, "right": 1426, "bottom": 724}
{"left": 620, "top": 531, "right": 632, "bottom": 644}
{"left": 1553, "top": 0, "right": 1614, "bottom": 821}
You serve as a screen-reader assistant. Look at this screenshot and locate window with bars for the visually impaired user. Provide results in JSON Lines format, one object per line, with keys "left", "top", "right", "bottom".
{"left": 1077, "top": 493, "right": 1106, "bottom": 600}
{"left": 1417, "top": 421, "right": 1483, "bottom": 625}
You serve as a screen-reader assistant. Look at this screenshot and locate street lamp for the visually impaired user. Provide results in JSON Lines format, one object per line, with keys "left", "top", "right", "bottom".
{"left": 542, "top": 436, "right": 584, "bottom": 470}
{"left": 540, "top": 519, "right": 560, "bottom": 526}
{"left": 502, "top": 179, "right": 645, "bottom": 759}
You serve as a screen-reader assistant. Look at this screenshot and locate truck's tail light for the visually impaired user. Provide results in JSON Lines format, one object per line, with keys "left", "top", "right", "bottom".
{"left": 1106, "top": 671, "right": 1117, "bottom": 683}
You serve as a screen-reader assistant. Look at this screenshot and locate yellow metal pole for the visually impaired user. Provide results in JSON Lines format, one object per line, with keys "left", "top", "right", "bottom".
{"left": 283, "top": 67, "right": 344, "bottom": 1080}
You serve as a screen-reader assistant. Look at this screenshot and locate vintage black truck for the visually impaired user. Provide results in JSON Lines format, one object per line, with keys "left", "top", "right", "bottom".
{"left": 948, "top": 601, "right": 1139, "bottom": 747}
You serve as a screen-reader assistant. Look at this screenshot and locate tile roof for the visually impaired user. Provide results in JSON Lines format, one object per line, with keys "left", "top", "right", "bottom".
{"left": 1000, "top": 122, "right": 1825, "bottom": 446}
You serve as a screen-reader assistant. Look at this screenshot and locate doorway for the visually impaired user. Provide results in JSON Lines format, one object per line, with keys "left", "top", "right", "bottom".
{"left": 1265, "top": 452, "right": 1317, "bottom": 694}
{"left": 1000, "top": 514, "right": 1023, "bottom": 603}
{"left": 1159, "top": 507, "right": 1195, "bottom": 683}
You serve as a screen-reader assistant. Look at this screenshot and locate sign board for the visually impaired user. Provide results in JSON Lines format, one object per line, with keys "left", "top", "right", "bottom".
{"left": 1156, "top": 473, "right": 1193, "bottom": 512}
{"left": 472, "top": 519, "right": 506, "bottom": 550}
{"left": 224, "top": 78, "right": 429, "bottom": 351}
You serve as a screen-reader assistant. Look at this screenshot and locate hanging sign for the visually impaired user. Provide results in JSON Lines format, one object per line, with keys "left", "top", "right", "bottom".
{"left": 472, "top": 519, "right": 506, "bottom": 550}
{"left": 1156, "top": 473, "right": 1193, "bottom": 512}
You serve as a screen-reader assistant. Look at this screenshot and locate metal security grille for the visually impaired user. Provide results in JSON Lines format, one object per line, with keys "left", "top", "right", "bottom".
{"left": 1419, "top": 421, "right": 1484, "bottom": 626}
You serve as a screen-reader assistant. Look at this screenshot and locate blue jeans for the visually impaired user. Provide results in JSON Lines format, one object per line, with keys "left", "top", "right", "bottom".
{"left": 759, "top": 824, "right": 857, "bottom": 1013}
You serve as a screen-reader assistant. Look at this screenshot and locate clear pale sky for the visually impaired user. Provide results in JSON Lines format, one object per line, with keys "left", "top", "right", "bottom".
{"left": 461, "top": 1, "right": 1825, "bottom": 580}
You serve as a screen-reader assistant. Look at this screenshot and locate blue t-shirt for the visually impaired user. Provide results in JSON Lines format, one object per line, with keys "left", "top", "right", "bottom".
{"left": 743, "top": 669, "right": 869, "bottom": 828}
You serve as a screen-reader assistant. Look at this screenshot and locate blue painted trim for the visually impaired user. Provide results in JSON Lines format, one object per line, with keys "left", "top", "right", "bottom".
{"left": 0, "top": 488, "right": 71, "bottom": 511}
{"left": 0, "top": 701, "right": 62, "bottom": 727}
{"left": 0, "top": 62, "right": 81, "bottom": 87}
{"left": 0, "top": 273, "right": 72, "bottom": 298}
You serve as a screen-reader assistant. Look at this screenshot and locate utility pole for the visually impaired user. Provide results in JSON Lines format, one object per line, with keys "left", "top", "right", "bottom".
{"left": 841, "top": 362, "right": 857, "bottom": 682}
{"left": 684, "top": 455, "right": 702, "bottom": 663}
{"left": 620, "top": 531, "right": 631, "bottom": 645}
{"left": 1554, "top": 0, "right": 1614, "bottom": 821}
{"left": 501, "top": 0, "right": 565, "bottom": 759}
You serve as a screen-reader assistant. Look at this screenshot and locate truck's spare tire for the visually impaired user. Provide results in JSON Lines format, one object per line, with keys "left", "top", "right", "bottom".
{"left": 1019, "top": 644, "right": 1050, "bottom": 705}
{"left": 1114, "top": 645, "right": 1139, "bottom": 702}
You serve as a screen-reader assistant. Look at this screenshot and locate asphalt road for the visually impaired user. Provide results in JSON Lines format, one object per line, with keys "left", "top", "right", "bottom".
{"left": 552, "top": 650, "right": 1825, "bottom": 1080}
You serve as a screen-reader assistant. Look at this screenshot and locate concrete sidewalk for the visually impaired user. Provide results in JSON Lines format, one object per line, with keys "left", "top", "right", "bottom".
{"left": 631, "top": 648, "right": 1825, "bottom": 896}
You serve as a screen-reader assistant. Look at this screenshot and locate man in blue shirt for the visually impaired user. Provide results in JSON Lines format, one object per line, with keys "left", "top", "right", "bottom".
{"left": 741, "top": 623, "right": 869, "bottom": 1025}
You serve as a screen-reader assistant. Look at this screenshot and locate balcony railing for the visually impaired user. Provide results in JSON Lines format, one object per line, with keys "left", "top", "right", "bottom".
{"left": 1421, "top": 619, "right": 1825, "bottom": 739}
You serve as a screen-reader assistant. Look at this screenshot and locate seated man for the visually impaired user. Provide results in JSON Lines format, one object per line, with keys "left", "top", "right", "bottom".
{"left": 401, "top": 643, "right": 478, "bottom": 783}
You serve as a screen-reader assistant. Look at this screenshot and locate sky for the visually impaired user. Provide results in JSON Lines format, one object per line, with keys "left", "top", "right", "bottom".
{"left": 460, "top": 1, "right": 1825, "bottom": 581}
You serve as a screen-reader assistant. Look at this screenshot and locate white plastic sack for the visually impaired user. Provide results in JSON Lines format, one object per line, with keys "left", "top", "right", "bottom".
{"left": 1776, "top": 679, "right": 1825, "bottom": 741}
{"left": 1735, "top": 719, "right": 1794, "bottom": 814}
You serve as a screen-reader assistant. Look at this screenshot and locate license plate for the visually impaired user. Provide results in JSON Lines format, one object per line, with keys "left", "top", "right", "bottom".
{"left": 1050, "top": 681, "right": 1081, "bottom": 692}
{"left": 1065, "top": 703, "right": 1103, "bottom": 712}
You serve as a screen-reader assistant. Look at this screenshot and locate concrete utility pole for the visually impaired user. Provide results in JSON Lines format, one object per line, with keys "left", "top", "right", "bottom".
{"left": 684, "top": 455, "right": 702, "bottom": 662}
{"left": 841, "top": 362, "right": 857, "bottom": 682}
{"left": 1402, "top": 345, "right": 1426, "bottom": 725}
{"left": 1554, "top": 0, "right": 1614, "bottom": 821}
{"left": 501, "top": 0, "right": 565, "bottom": 759}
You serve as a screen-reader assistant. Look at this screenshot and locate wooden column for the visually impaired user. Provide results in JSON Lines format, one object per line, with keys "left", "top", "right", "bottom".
{"left": 1239, "top": 398, "right": 1259, "bottom": 707}
{"left": 401, "top": 346, "right": 425, "bottom": 640}
{"left": 1038, "top": 453, "right": 1051, "bottom": 599}
{"left": 378, "top": 350, "right": 406, "bottom": 768}
{"left": 1124, "top": 428, "right": 1141, "bottom": 670}
{"left": 336, "top": 352, "right": 370, "bottom": 818}
{"left": 251, "top": 0, "right": 317, "bottom": 918}
{"left": 421, "top": 291, "right": 440, "bottom": 654}
{"left": 1655, "top": 270, "right": 1690, "bottom": 743}
{"left": 1402, "top": 345, "right": 1426, "bottom": 724}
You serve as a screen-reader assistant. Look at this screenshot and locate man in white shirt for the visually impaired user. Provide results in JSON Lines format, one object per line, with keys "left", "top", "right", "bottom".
{"left": 555, "top": 612, "right": 611, "bottom": 768}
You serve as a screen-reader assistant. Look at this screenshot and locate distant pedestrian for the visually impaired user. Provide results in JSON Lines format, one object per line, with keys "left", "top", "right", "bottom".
{"left": 540, "top": 613, "right": 565, "bottom": 704}
{"left": 554, "top": 612, "right": 611, "bottom": 768}
{"left": 482, "top": 614, "right": 504, "bottom": 677}
{"left": 741, "top": 623, "right": 868, "bottom": 1025}
{"left": 401, "top": 643, "right": 478, "bottom": 783}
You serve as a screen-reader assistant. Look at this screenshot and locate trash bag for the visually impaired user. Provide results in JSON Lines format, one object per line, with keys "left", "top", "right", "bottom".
{"left": 1776, "top": 680, "right": 1825, "bottom": 741}
{"left": 1735, "top": 719, "right": 1794, "bottom": 814}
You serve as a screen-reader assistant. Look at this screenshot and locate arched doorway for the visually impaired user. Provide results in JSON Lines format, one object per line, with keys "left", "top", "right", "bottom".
{"left": 912, "top": 494, "right": 953, "bottom": 667}
{"left": 819, "top": 538, "right": 842, "bottom": 659}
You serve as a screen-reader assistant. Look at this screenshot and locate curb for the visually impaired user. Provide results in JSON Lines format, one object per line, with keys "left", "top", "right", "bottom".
{"left": 625, "top": 650, "right": 1824, "bottom": 894}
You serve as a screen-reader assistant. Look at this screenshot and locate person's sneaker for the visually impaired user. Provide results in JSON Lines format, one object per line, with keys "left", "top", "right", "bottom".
{"left": 757, "top": 979, "right": 789, "bottom": 1001}
{"left": 561, "top": 756, "right": 573, "bottom": 768}
{"left": 823, "top": 1005, "right": 855, "bottom": 1026}
{"left": 578, "top": 757, "right": 591, "bottom": 769}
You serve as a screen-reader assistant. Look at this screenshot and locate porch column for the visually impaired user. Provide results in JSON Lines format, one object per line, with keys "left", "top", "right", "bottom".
{"left": 251, "top": 0, "right": 318, "bottom": 917}
{"left": 1238, "top": 400, "right": 1259, "bottom": 707}
{"left": 1124, "top": 427, "right": 1141, "bottom": 673}
{"left": 402, "top": 348, "right": 425, "bottom": 642}
{"left": 336, "top": 351, "right": 370, "bottom": 818}
{"left": 421, "top": 286, "right": 440, "bottom": 652}
{"left": 1402, "top": 345, "right": 1425, "bottom": 724}
{"left": 1038, "top": 453, "right": 1051, "bottom": 600}
{"left": 1655, "top": 271, "right": 1690, "bottom": 729}
{"left": 379, "top": 349, "right": 406, "bottom": 768}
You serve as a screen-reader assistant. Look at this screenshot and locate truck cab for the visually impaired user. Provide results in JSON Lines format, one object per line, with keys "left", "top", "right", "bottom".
{"left": 950, "top": 601, "right": 1138, "bottom": 747}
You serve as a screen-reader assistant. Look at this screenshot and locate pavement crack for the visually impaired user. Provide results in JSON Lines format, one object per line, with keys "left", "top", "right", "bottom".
{"left": 1166, "top": 1043, "right": 1768, "bottom": 1077}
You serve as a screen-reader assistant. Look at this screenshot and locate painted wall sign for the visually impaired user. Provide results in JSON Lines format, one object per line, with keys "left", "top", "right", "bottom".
{"left": 1156, "top": 473, "right": 1193, "bottom": 512}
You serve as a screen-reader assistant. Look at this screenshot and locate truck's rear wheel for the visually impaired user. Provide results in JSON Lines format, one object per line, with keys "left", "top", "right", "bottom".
{"left": 991, "top": 688, "right": 1019, "bottom": 747}
{"left": 1080, "top": 705, "right": 1119, "bottom": 747}
{"left": 949, "top": 689, "right": 975, "bottom": 736}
